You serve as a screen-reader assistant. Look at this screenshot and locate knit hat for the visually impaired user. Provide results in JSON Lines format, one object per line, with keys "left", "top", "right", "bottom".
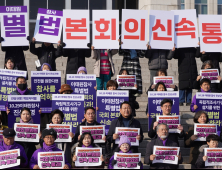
{"left": 77, "top": 66, "right": 87, "bottom": 74}
{"left": 59, "top": 84, "right": 73, "bottom": 94}
{"left": 41, "top": 63, "right": 52, "bottom": 71}
{"left": 42, "top": 128, "right": 57, "bottom": 140}
{"left": 118, "top": 135, "right": 131, "bottom": 147}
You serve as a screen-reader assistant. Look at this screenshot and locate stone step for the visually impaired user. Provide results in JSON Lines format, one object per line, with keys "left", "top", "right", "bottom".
{"left": 138, "top": 148, "right": 190, "bottom": 156}
{"left": 143, "top": 164, "right": 191, "bottom": 169}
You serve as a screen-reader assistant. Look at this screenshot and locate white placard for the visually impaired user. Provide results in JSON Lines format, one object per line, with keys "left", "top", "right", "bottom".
{"left": 34, "top": 8, "right": 63, "bottom": 44}
{"left": 0, "top": 149, "right": 20, "bottom": 169}
{"left": 156, "top": 115, "right": 181, "bottom": 133}
{"left": 204, "top": 148, "right": 222, "bottom": 166}
{"left": 63, "top": 10, "right": 90, "bottom": 49}
{"left": 153, "top": 76, "right": 174, "bottom": 91}
{"left": 200, "top": 69, "right": 220, "bottom": 83}
{"left": 52, "top": 94, "right": 84, "bottom": 101}
{"left": 121, "top": 9, "right": 148, "bottom": 50}
{"left": 0, "top": 6, "right": 29, "bottom": 46}
{"left": 47, "top": 124, "right": 72, "bottom": 142}
{"left": 196, "top": 92, "right": 222, "bottom": 99}
{"left": 194, "top": 123, "right": 217, "bottom": 141}
{"left": 31, "top": 71, "right": 61, "bottom": 77}
{"left": 117, "top": 75, "right": 137, "bottom": 90}
{"left": 14, "top": 123, "right": 40, "bottom": 142}
{"left": 153, "top": 145, "right": 180, "bottom": 165}
{"left": 149, "top": 10, "right": 174, "bottom": 50}
{"left": 172, "top": 9, "right": 199, "bottom": 48}
{"left": 114, "top": 152, "right": 141, "bottom": 169}
{"left": 80, "top": 125, "right": 105, "bottom": 143}
{"left": 97, "top": 90, "right": 129, "bottom": 97}
{"left": 199, "top": 15, "right": 222, "bottom": 52}
{"left": 75, "top": 147, "right": 102, "bottom": 167}
{"left": 66, "top": 74, "right": 96, "bottom": 81}
{"left": 92, "top": 10, "right": 119, "bottom": 49}
{"left": 115, "top": 127, "right": 140, "bottom": 146}
{"left": 38, "top": 151, "right": 65, "bottom": 169}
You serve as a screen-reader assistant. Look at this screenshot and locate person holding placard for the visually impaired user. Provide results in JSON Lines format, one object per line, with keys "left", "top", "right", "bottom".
{"left": 148, "top": 69, "right": 178, "bottom": 91}
{"left": 119, "top": 42, "right": 145, "bottom": 96}
{"left": 118, "top": 69, "right": 139, "bottom": 117}
{"left": 195, "top": 134, "right": 221, "bottom": 168}
{"left": 200, "top": 51, "right": 222, "bottom": 74}
{"left": 16, "top": 107, "right": 41, "bottom": 162}
{"left": 148, "top": 99, "right": 184, "bottom": 146}
{"left": 145, "top": 45, "right": 175, "bottom": 84}
{"left": 30, "top": 38, "right": 63, "bottom": 71}
{"left": 62, "top": 44, "right": 91, "bottom": 77}
{"left": 47, "top": 109, "right": 75, "bottom": 165}
{"left": 193, "top": 60, "right": 222, "bottom": 93}
{"left": 184, "top": 110, "right": 208, "bottom": 165}
{"left": 72, "top": 132, "right": 105, "bottom": 168}
{"left": 107, "top": 101, "right": 143, "bottom": 155}
{"left": 190, "top": 78, "right": 211, "bottom": 112}
{"left": 108, "top": 135, "right": 143, "bottom": 169}
{"left": 174, "top": 44, "right": 201, "bottom": 106}
{"left": 91, "top": 46, "right": 118, "bottom": 90}
{"left": 0, "top": 128, "right": 28, "bottom": 168}
{"left": 144, "top": 123, "right": 180, "bottom": 169}
{"left": 30, "top": 128, "right": 71, "bottom": 169}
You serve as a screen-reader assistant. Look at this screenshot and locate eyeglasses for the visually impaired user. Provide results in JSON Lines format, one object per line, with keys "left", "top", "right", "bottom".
{"left": 86, "top": 113, "right": 95, "bottom": 116}
{"left": 122, "top": 107, "right": 131, "bottom": 110}
{"left": 163, "top": 105, "right": 172, "bottom": 108}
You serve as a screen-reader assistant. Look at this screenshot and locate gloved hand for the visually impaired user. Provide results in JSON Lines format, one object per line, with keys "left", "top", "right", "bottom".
{"left": 111, "top": 159, "right": 117, "bottom": 166}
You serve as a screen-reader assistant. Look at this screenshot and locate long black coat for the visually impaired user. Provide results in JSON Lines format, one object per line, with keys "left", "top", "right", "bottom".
{"left": 1, "top": 46, "right": 29, "bottom": 71}
{"left": 30, "top": 42, "right": 63, "bottom": 71}
{"left": 174, "top": 47, "right": 201, "bottom": 90}
{"left": 201, "top": 52, "right": 222, "bottom": 73}
{"left": 63, "top": 49, "right": 91, "bottom": 75}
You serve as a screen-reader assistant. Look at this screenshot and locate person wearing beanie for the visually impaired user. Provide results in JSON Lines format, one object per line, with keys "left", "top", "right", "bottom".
{"left": 29, "top": 128, "right": 71, "bottom": 169}
{"left": 41, "top": 63, "right": 52, "bottom": 71}
{"left": 77, "top": 66, "right": 87, "bottom": 74}
{"left": 0, "top": 128, "right": 28, "bottom": 168}
{"left": 72, "top": 132, "right": 104, "bottom": 168}
{"left": 108, "top": 135, "right": 143, "bottom": 169}
{"left": 58, "top": 84, "right": 73, "bottom": 94}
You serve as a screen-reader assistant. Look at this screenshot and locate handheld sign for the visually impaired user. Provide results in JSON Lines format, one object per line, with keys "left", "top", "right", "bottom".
{"left": 0, "top": 149, "right": 20, "bottom": 169}
{"left": 75, "top": 147, "right": 102, "bottom": 167}
{"left": 194, "top": 123, "right": 217, "bottom": 141}
{"left": 117, "top": 75, "right": 137, "bottom": 90}
{"left": 80, "top": 125, "right": 105, "bottom": 143}
{"left": 47, "top": 124, "right": 72, "bottom": 142}
{"left": 114, "top": 152, "right": 141, "bottom": 169}
{"left": 153, "top": 76, "right": 174, "bottom": 91}
{"left": 156, "top": 115, "right": 181, "bottom": 133}
{"left": 200, "top": 69, "right": 220, "bottom": 83}
{"left": 115, "top": 127, "right": 140, "bottom": 146}
{"left": 204, "top": 148, "right": 222, "bottom": 166}
{"left": 153, "top": 145, "right": 180, "bottom": 165}
{"left": 38, "top": 151, "right": 65, "bottom": 169}
{"left": 14, "top": 123, "right": 40, "bottom": 142}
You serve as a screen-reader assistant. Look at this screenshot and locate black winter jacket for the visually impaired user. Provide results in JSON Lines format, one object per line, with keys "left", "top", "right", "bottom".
{"left": 174, "top": 47, "right": 201, "bottom": 90}
{"left": 63, "top": 49, "right": 91, "bottom": 74}
{"left": 107, "top": 114, "right": 143, "bottom": 154}
{"left": 30, "top": 42, "right": 62, "bottom": 71}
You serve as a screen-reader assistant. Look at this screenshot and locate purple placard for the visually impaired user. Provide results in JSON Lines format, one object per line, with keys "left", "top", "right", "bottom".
{"left": 0, "top": 6, "right": 27, "bottom": 13}
{"left": 96, "top": 91, "right": 129, "bottom": 134}
{"left": 31, "top": 72, "right": 61, "bottom": 113}
{"left": 38, "top": 8, "right": 63, "bottom": 17}
{"left": 148, "top": 92, "right": 179, "bottom": 131}
{"left": 7, "top": 96, "right": 41, "bottom": 128}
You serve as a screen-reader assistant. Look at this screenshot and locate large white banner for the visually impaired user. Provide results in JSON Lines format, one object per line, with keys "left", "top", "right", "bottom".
{"left": 92, "top": 10, "right": 119, "bottom": 49}
{"left": 199, "top": 15, "right": 222, "bottom": 52}
{"left": 121, "top": 9, "right": 148, "bottom": 50}
{"left": 0, "top": 149, "right": 20, "bottom": 169}
{"left": 0, "top": 6, "right": 29, "bottom": 46}
{"left": 172, "top": 9, "right": 199, "bottom": 48}
{"left": 149, "top": 10, "right": 174, "bottom": 50}
{"left": 34, "top": 8, "right": 63, "bottom": 44}
{"left": 63, "top": 10, "right": 90, "bottom": 49}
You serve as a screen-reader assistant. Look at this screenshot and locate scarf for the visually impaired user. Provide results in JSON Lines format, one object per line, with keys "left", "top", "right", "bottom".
{"left": 43, "top": 142, "right": 57, "bottom": 151}
{"left": 20, "top": 118, "right": 33, "bottom": 124}
{"left": 16, "top": 87, "right": 28, "bottom": 95}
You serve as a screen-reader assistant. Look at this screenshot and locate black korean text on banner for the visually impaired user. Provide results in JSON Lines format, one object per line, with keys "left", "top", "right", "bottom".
{"left": 0, "top": 149, "right": 20, "bottom": 169}
{"left": 194, "top": 123, "right": 217, "bottom": 141}
{"left": 156, "top": 115, "right": 181, "bottom": 133}
{"left": 204, "top": 148, "right": 222, "bottom": 166}
{"left": 47, "top": 124, "right": 72, "bottom": 142}
{"left": 200, "top": 69, "right": 220, "bottom": 83}
{"left": 116, "top": 75, "right": 137, "bottom": 90}
{"left": 80, "top": 125, "right": 105, "bottom": 143}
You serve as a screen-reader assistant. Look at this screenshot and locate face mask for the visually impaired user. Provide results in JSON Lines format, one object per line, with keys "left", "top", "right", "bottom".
{"left": 18, "top": 83, "right": 27, "bottom": 91}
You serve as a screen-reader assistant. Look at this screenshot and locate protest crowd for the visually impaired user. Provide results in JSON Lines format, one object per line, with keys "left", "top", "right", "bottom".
{"left": 0, "top": 4, "right": 222, "bottom": 170}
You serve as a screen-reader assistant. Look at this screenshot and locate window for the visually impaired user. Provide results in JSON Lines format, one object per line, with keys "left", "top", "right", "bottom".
{"left": 71, "top": 0, "right": 88, "bottom": 9}
{"left": 218, "top": 0, "right": 222, "bottom": 14}
{"left": 89, "top": 0, "right": 106, "bottom": 20}
{"left": 6, "top": 0, "right": 23, "bottom": 6}
{"left": 181, "top": 0, "right": 185, "bottom": 9}
{"left": 30, "top": 0, "right": 65, "bottom": 20}
{"left": 195, "top": 0, "right": 208, "bottom": 16}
